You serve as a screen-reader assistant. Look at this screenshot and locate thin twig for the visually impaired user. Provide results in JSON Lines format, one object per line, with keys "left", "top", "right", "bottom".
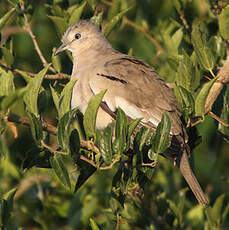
{"left": 208, "top": 111, "right": 229, "bottom": 127}
{"left": 122, "top": 17, "right": 165, "bottom": 55}
{"left": 20, "top": 2, "right": 56, "bottom": 73}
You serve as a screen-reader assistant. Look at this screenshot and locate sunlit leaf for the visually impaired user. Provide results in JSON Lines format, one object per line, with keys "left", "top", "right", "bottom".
{"left": 0, "top": 8, "right": 15, "bottom": 31}
{"left": 83, "top": 89, "right": 106, "bottom": 140}
{"left": 104, "top": 7, "right": 131, "bottom": 37}
{"left": 23, "top": 65, "right": 50, "bottom": 117}
{"left": 89, "top": 218, "right": 100, "bottom": 230}
{"left": 98, "top": 126, "right": 112, "bottom": 165}
{"left": 151, "top": 112, "right": 171, "bottom": 153}
{"left": 68, "top": 1, "right": 87, "bottom": 26}
{"left": 219, "top": 5, "right": 229, "bottom": 41}
{"left": 195, "top": 78, "right": 216, "bottom": 117}
{"left": 0, "top": 68, "right": 15, "bottom": 97}
{"left": 1, "top": 47, "right": 14, "bottom": 67}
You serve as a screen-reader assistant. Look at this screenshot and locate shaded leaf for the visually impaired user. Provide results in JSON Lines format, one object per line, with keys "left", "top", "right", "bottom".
{"left": 50, "top": 85, "right": 60, "bottom": 112}
{"left": 50, "top": 153, "right": 71, "bottom": 189}
{"left": 83, "top": 89, "right": 107, "bottom": 140}
{"left": 23, "top": 148, "right": 52, "bottom": 169}
{"left": 74, "top": 159, "right": 96, "bottom": 192}
{"left": 23, "top": 65, "right": 50, "bottom": 117}
{"left": 195, "top": 78, "right": 216, "bottom": 116}
{"left": 69, "top": 129, "right": 80, "bottom": 158}
{"left": 86, "top": 0, "right": 98, "bottom": 10}
{"left": 28, "top": 112, "right": 43, "bottom": 145}
{"left": 211, "top": 194, "right": 225, "bottom": 223}
{"left": 48, "top": 15, "right": 68, "bottom": 36}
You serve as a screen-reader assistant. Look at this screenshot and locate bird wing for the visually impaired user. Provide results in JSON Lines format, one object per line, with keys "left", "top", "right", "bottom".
{"left": 88, "top": 55, "right": 184, "bottom": 136}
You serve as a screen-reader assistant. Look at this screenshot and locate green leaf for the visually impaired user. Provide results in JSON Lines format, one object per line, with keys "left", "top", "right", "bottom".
{"left": 151, "top": 112, "right": 171, "bottom": 153}
{"left": 0, "top": 135, "right": 8, "bottom": 158}
{"left": 171, "top": 28, "right": 183, "bottom": 51}
{"left": 86, "top": 0, "right": 98, "bottom": 10}
{"left": 23, "top": 65, "right": 50, "bottom": 117}
{"left": 191, "top": 24, "right": 215, "bottom": 71}
{"left": 69, "top": 129, "right": 80, "bottom": 158}
{"left": 125, "top": 118, "right": 142, "bottom": 151}
{"left": 52, "top": 48, "right": 62, "bottom": 73}
{"left": 1, "top": 88, "right": 26, "bottom": 110}
{"left": 58, "top": 78, "right": 78, "bottom": 119}
{"left": 167, "top": 199, "right": 180, "bottom": 219}
{"left": 98, "top": 126, "right": 113, "bottom": 165}
{"left": 1, "top": 188, "right": 17, "bottom": 228}
{"left": 89, "top": 218, "right": 100, "bottom": 230}
{"left": 57, "top": 108, "right": 78, "bottom": 152}
{"left": 195, "top": 78, "right": 216, "bottom": 117}
{"left": 50, "top": 153, "right": 71, "bottom": 189}
{"left": 23, "top": 148, "right": 52, "bottom": 169}
{"left": 68, "top": 1, "right": 87, "bottom": 26}
{"left": 74, "top": 159, "right": 96, "bottom": 192}
{"left": 108, "top": 0, "right": 121, "bottom": 21}
{"left": 211, "top": 194, "right": 225, "bottom": 224}
{"left": 219, "top": 5, "right": 229, "bottom": 41}
{"left": 48, "top": 15, "right": 68, "bottom": 36}
{"left": 90, "top": 11, "right": 103, "bottom": 26}
{"left": 0, "top": 68, "right": 15, "bottom": 97}
{"left": 0, "top": 8, "right": 15, "bottom": 31}
{"left": 50, "top": 85, "right": 60, "bottom": 112}
{"left": 112, "top": 108, "right": 127, "bottom": 154}
{"left": 219, "top": 86, "right": 229, "bottom": 140}
{"left": 174, "top": 85, "right": 195, "bottom": 117}
{"left": 1, "top": 47, "right": 14, "bottom": 67}
{"left": 28, "top": 112, "right": 43, "bottom": 145}
{"left": 104, "top": 7, "right": 131, "bottom": 37}
{"left": 83, "top": 89, "right": 107, "bottom": 140}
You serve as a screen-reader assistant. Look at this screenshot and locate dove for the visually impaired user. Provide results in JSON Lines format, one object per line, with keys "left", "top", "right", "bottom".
{"left": 55, "top": 20, "right": 208, "bottom": 205}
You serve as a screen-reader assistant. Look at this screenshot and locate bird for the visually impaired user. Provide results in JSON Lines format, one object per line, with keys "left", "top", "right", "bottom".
{"left": 55, "top": 20, "right": 209, "bottom": 205}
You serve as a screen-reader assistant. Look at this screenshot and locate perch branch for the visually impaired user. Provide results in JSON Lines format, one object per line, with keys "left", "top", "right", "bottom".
{"left": 204, "top": 47, "right": 229, "bottom": 114}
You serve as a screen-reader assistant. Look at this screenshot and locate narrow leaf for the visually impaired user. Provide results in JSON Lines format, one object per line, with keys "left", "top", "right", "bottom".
{"left": 211, "top": 194, "right": 225, "bottom": 223}
{"left": 69, "top": 1, "right": 87, "bottom": 26}
{"left": 104, "top": 7, "right": 131, "bottom": 37}
{"left": 1, "top": 47, "right": 14, "bottom": 67}
{"left": 83, "top": 89, "right": 107, "bottom": 140}
{"left": 99, "top": 126, "right": 112, "bottom": 165}
{"left": 151, "top": 112, "right": 171, "bottom": 153}
{"left": 50, "top": 85, "right": 60, "bottom": 112}
{"left": 0, "top": 68, "right": 15, "bottom": 97}
{"left": 50, "top": 153, "right": 71, "bottom": 189}
{"left": 0, "top": 8, "right": 15, "bottom": 31}
{"left": 58, "top": 78, "right": 78, "bottom": 119}
{"left": 219, "top": 5, "right": 229, "bottom": 41}
{"left": 48, "top": 16, "right": 68, "bottom": 36}
{"left": 108, "top": 0, "right": 121, "bottom": 21}
{"left": 23, "top": 65, "right": 50, "bottom": 116}
{"left": 195, "top": 78, "right": 216, "bottom": 116}
{"left": 89, "top": 218, "right": 100, "bottom": 230}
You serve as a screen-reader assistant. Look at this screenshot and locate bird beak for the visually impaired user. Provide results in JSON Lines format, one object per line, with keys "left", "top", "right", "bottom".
{"left": 54, "top": 43, "right": 68, "bottom": 55}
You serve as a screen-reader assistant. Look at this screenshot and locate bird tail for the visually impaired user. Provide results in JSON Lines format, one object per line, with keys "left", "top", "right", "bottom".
{"left": 178, "top": 149, "right": 209, "bottom": 205}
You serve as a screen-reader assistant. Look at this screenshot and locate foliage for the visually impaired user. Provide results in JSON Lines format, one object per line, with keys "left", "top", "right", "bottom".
{"left": 0, "top": 0, "right": 229, "bottom": 229}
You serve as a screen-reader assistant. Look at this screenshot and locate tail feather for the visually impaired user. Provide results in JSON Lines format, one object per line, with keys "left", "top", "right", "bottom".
{"left": 177, "top": 150, "right": 209, "bottom": 205}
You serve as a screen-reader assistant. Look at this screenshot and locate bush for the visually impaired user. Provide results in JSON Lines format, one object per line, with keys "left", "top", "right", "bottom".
{"left": 0, "top": 0, "right": 229, "bottom": 229}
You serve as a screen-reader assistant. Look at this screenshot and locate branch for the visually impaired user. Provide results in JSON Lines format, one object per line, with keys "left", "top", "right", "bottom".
{"left": 20, "top": 2, "right": 56, "bottom": 73}
{"left": 0, "top": 60, "right": 69, "bottom": 80}
{"left": 204, "top": 47, "right": 229, "bottom": 114}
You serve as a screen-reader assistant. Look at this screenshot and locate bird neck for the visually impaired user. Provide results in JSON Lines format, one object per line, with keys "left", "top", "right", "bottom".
{"left": 71, "top": 42, "right": 113, "bottom": 78}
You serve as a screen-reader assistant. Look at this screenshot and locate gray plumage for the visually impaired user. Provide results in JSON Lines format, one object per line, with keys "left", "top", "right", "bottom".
{"left": 55, "top": 20, "right": 208, "bottom": 205}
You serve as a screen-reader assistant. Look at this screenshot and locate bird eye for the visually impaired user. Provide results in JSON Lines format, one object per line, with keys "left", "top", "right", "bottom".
{"left": 75, "top": 33, "right": 81, "bottom": 39}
